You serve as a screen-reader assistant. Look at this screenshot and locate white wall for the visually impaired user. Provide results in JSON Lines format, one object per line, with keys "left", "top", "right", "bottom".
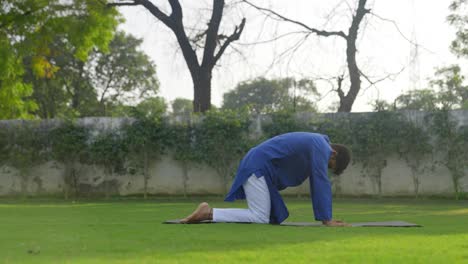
{"left": 0, "top": 153, "right": 466, "bottom": 197}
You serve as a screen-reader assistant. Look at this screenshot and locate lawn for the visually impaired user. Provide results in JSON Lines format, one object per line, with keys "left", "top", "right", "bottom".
{"left": 0, "top": 197, "right": 467, "bottom": 263}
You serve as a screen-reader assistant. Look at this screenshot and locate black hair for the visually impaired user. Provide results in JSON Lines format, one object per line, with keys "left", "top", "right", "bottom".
{"left": 330, "top": 144, "right": 351, "bottom": 175}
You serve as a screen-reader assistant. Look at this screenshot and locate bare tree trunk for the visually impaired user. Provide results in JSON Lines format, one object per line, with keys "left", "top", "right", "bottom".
{"left": 337, "top": 0, "right": 368, "bottom": 112}
{"left": 243, "top": 0, "right": 369, "bottom": 113}
{"left": 193, "top": 69, "right": 212, "bottom": 113}
{"left": 337, "top": 40, "right": 361, "bottom": 112}
{"left": 108, "top": 0, "right": 245, "bottom": 113}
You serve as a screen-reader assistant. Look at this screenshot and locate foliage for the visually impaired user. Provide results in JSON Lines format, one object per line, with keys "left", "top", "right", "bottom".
{"left": 394, "top": 89, "right": 439, "bottom": 111}
{"left": 166, "top": 122, "right": 195, "bottom": 197}
{"left": 90, "top": 31, "right": 160, "bottom": 115}
{"left": 430, "top": 65, "right": 468, "bottom": 110}
{"left": 448, "top": 0, "right": 468, "bottom": 57}
{"left": 49, "top": 122, "right": 89, "bottom": 164}
{"left": 0, "top": 128, "right": 8, "bottom": 166}
{"left": 0, "top": 39, "right": 37, "bottom": 119}
{"left": 370, "top": 99, "right": 394, "bottom": 112}
{"left": 223, "top": 77, "right": 318, "bottom": 114}
{"left": 122, "top": 114, "right": 168, "bottom": 198}
{"left": 131, "top": 97, "right": 167, "bottom": 121}
{"left": 2, "top": 122, "right": 48, "bottom": 194}
{"left": 262, "top": 110, "right": 311, "bottom": 138}
{"left": 387, "top": 66, "right": 467, "bottom": 112}
{"left": 24, "top": 30, "right": 159, "bottom": 118}
{"left": 347, "top": 112, "right": 406, "bottom": 196}
{"left": 192, "top": 109, "right": 254, "bottom": 193}
{"left": 428, "top": 110, "right": 468, "bottom": 199}
{"left": 396, "top": 117, "right": 433, "bottom": 197}
{"left": 49, "top": 121, "right": 90, "bottom": 198}
{"left": 87, "top": 130, "right": 127, "bottom": 198}
{"left": 0, "top": 108, "right": 464, "bottom": 198}
{"left": 0, "top": 0, "right": 120, "bottom": 119}
{"left": 172, "top": 98, "right": 193, "bottom": 116}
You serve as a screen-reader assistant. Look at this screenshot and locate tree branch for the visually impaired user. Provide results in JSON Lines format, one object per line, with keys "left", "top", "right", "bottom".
{"left": 0, "top": 7, "right": 43, "bottom": 29}
{"left": 213, "top": 18, "right": 246, "bottom": 66}
{"left": 242, "top": 0, "right": 347, "bottom": 39}
{"left": 202, "top": 0, "right": 225, "bottom": 68}
{"left": 360, "top": 66, "right": 406, "bottom": 92}
{"left": 336, "top": 75, "right": 345, "bottom": 100}
{"left": 106, "top": 1, "right": 140, "bottom": 7}
{"left": 236, "top": 30, "right": 309, "bottom": 46}
{"left": 168, "top": 0, "right": 183, "bottom": 25}
{"left": 107, "top": 0, "right": 174, "bottom": 28}
{"left": 369, "top": 11, "right": 435, "bottom": 54}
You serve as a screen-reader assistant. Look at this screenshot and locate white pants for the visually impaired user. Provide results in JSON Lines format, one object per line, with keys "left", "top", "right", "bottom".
{"left": 213, "top": 174, "right": 271, "bottom": 224}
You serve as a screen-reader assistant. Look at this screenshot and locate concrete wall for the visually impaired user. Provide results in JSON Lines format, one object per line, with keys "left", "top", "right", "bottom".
{"left": 0, "top": 110, "right": 467, "bottom": 197}
{"left": 1, "top": 153, "right": 466, "bottom": 197}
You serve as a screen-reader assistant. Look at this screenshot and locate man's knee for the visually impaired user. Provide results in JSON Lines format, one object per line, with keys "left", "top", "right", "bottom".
{"left": 249, "top": 209, "right": 269, "bottom": 224}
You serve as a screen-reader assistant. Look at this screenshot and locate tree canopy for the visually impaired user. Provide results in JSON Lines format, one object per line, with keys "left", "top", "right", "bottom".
{"left": 222, "top": 77, "right": 319, "bottom": 114}
{"left": 0, "top": 0, "right": 120, "bottom": 119}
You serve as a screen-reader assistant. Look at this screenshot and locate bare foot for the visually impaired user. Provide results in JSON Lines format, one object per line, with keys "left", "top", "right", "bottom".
{"left": 181, "top": 202, "right": 212, "bottom": 223}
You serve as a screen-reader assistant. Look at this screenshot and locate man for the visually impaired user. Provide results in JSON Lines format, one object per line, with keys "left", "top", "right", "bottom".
{"left": 181, "top": 132, "right": 351, "bottom": 226}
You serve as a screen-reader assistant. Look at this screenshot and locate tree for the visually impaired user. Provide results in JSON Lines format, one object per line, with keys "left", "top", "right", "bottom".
{"left": 24, "top": 30, "right": 159, "bottom": 118}
{"left": 242, "top": 0, "right": 371, "bottom": 112}
{"left": 222, "top": 77, "right": 318, "bottom": 114}
{"left": 23, "top": 37, "right": 99, "bottom": 118}
{"left": 107, "top": 0, "right": 246, "bottom": 113}
{"left": 90, "top": 31, "right": 159, "bottom": 115}
{"left": 193, "top": 109, "right": 252, "bottom": 193}
{"left": 429, "top": 110, "right": 468, "bottom": 199}
{"left": 3, "top": 122, "right": 47, "bottom": 196}
{"left": 171, "top": 98, "right": 193, "bottom": 116}
{"left": 87, "top": 131, "right": 127, "bottom": 198}
{"left": 430, "top": 65, "right": 468, "bottom": 110}
{"left": 123, "top": 116, "right": 167, "bottom": 199}
{"left": 448, "top": 0, "right": 468, "bottom": 58}
{"left": 0, "top": 39, "right": 37, "bottom": 119}
{"left": 0, "top": 0, "right": 119, "bottom": 119}
{"left": 167, "top": 122, "right": 194, "bottom": 197}
{"left": 394, "top": 89, "right": 439, "bottom": 111}
{"left": 49, "top": 122, "right": 90, "bottom": 199}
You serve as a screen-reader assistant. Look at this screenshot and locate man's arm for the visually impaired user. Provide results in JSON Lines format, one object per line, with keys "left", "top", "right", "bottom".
{"left": 309, "top": 145, "right": 350, "bottom": 227}
{"left": 309, "top": 151, "right": 333, "bottom": 221}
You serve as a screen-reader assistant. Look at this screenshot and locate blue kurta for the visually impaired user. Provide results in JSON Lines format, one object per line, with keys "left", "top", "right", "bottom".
{"left": 225, "top": 132, "right": 333, "bottom": 224}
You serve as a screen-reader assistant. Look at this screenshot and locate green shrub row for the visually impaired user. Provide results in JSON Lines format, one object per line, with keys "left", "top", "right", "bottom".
{"left": 0, "top": 109, "right": 467, "bottom": 199}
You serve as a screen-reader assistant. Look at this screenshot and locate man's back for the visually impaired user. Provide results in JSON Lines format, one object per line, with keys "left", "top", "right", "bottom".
{"left": 239, "top": 132, "right": 332, "bottom": 189}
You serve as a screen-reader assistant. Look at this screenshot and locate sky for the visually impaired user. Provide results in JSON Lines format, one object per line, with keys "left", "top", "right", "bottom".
{"left": 117, "top": 0, "right": 461, "bottom": 112}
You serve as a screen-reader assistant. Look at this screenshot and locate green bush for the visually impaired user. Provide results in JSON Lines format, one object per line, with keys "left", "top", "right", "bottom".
{"left": 0, "top": 109, "right": 465, "bottom": 199}
{"left": 192, "top": 109, "right": 254, "bottom": 193}
{"left": 3, "top": 121, "right": 48, "bottom": 196}
{"left": 166, "top": 122, "right": 196, "bottom": 197}
{"left": 87, "top": 130, "right": 127, "bottom": 198}
{"left": 123, "top": 117, "right": 168, "bottom": 198}
{"left": 428, "top": 110, "right": 468, "bottom": 199}
{"left": 49, "top": 121, "right": 90, "bottom": 198}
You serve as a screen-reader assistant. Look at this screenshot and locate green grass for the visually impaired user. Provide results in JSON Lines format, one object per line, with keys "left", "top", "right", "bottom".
{"left": 1, "top": 198, "right": 467, "bottom": 263}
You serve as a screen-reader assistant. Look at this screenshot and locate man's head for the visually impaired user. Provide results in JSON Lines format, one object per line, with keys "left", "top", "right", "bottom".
{"left": 328, "top": 144, "right": 351, "bottom": 175}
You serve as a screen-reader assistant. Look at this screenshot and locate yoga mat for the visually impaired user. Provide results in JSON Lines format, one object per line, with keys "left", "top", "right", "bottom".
{"left": 281, "top": 221, "right": 421, "bottom": 227}
{"left": 163, "top": 219, "right": 421, "bottom": 227}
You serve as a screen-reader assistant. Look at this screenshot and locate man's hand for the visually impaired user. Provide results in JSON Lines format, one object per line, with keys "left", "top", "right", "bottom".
{"left": 322, "top": 220, "right": 351, "bottom": 227}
